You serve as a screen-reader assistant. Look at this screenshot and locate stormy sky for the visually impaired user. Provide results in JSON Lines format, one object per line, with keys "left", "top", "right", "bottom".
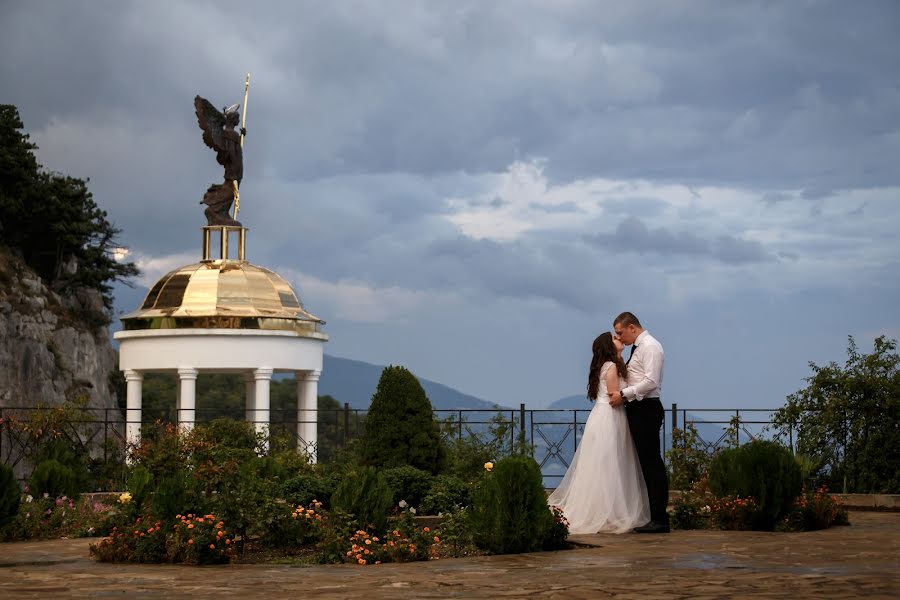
{"left": 3, "top": 0, "right": 898, "bottom": 409}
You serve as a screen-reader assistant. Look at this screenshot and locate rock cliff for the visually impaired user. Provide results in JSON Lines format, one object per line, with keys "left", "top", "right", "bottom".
{"left": 0, "top": 248, "right": 121, "bottom": 476}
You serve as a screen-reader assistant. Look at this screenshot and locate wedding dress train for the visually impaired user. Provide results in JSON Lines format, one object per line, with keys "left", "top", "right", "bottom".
{"left": 547, "top": 362, "right": 650, "bottom": 534}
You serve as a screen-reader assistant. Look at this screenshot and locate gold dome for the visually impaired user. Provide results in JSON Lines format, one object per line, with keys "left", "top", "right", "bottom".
{"left": 121, "top": 260, "right": 324, "bottom": 335}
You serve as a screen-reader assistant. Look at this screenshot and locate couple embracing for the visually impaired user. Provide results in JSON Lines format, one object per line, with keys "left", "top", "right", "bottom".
{"left": 548, "top": 312, "right": 670, "bottom": 534}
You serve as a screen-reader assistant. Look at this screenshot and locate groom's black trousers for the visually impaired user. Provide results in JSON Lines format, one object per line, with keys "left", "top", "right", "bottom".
{"left": 625, "top": 398, "right": 670, "bottom": 525}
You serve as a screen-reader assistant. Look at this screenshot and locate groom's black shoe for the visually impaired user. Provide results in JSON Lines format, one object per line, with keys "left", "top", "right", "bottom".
{"left": 633, "top": 521, "right": 670, "bottom": 534}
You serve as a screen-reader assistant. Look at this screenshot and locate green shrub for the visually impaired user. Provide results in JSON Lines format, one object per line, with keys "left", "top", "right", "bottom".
{"left": 126, "top": 466, "right": 153, "bottom": 511}
{"left": 331, "top": 466, "right": 393, "bottom": 533}
{"left": 359, "top": 366, "right": 445, "bottom": 473}
{"left": 666, "top": 423, "right": 710, "bottom": 490}
{"left": 151, "top": 471, "right": 196, "bottom": 523}
{"left": 381, "top": 465, "right": 434, "bottom": 510}
{"left": 421, "top": 474, "right": 472, "bottom": 515}
{"left": 261, "top": 499, "right": 325, "bottom": 549}
{"left": 33, "top": 438, "right": 91, "bottom": 494}
{"left": 29, "top": 459, "right": 78, "bottom": 499}
{"left": 0, "top": 464, "right": 21, "bottom": 529}
{"left": 280, "top": 470, "right": 341, "bottom": 509}
{"left": 709, "top": 440, "right": 802, "bottom": 530}
{"left": 470, "top": 456, "right": 555, "bottom": 554}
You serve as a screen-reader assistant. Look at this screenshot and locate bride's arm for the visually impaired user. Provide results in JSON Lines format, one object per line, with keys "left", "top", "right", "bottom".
{"left": 605, "top": 364, "right": 624, "bottom": 407}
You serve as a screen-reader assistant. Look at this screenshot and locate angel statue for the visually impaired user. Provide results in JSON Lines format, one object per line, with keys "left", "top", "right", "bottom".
{"left": 194, "top": 96, "right": 246, "bottom": 226}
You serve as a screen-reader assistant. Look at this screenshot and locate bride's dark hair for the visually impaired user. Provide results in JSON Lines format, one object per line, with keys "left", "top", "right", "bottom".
{"left": 587, "top": 332, "right": 628, "bottom": 401}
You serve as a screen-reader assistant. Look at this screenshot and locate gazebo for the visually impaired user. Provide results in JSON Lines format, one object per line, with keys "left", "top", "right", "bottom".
{"left": 114, "top": 226, "right": 327, "bottom": 460}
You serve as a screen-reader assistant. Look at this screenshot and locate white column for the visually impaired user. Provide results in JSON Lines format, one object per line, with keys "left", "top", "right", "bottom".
{"left": 254, "top": 367, "right": 273, "bottom": 452}
{"left": 296, "top": 370, "right": 320, "bottom": 463}
{"left": 125, "top": 369, "right": 143, "bottom": 458}
{"left": 244, "top": 373, "right": 256, "bottom": 424}
{"left": 177, "top": 367, "right": 199, "bottom": 433}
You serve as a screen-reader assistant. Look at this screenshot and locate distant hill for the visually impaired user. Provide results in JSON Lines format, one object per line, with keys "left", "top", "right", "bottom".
{"left": 317, "top": 354, "right": 509, "bottom": 411}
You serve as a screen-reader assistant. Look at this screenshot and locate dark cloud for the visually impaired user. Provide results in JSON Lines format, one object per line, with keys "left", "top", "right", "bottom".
{"left": 585, "top": 216, "right": 774, "bottom": 265}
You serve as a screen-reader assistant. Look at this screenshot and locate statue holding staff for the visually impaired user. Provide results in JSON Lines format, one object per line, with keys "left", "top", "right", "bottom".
{"left": 194, "top": 74, "right": 250, "bottom": 226}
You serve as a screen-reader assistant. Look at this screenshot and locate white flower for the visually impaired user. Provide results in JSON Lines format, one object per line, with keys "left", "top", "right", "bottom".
{"left": 701, "top": 505, "right": 711, "bottom": 514}
{"left": 398, "top": 500, "right": 408, "bottom": 509}
{"left": 409, "top": 507, "right": 416, "bottom": 515}
{"left": 25, "top": 494, "right": 33, "bottom": 503}
{"left": 43, "top": 493, "right": 49, "bottom": 499}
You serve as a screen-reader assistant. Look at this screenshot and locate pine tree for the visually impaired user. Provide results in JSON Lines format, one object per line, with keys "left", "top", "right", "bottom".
{"left": 359, "top": 365, "right": 445, "bottom": 474}
{"left": 0, "top": 104, "right": 139, "bottom": 317}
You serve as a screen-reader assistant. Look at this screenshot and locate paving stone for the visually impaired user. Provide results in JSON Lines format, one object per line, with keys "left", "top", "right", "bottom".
{"left": 0, "top": 511, "right": 897, "bottom": 598}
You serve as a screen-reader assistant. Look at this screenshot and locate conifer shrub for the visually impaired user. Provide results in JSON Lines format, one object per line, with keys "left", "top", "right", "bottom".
{"left": 709, "top": 440, "right": 802, "bottom": 530}
{"left": 470, "top": 455, "right": 555, "bottom": 554}
{"left": 0, "top": 464, "right": 21, "bottom": 529}
{"left": 381, "top": 465, "right": 434, "bottom": 510}
{"left": 29, "top": 459, "right": 78, "bottom": 499}
{"left": 331, "top": 466, "right": 393, "bottom": 533}
{"left": 359, "top": 366, "right": 445, "bottom": 474}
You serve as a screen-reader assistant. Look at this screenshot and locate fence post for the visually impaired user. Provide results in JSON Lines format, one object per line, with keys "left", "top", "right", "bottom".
{"left": 672, "top": 402, "right": 678, "bottom": 438}
{"left": 519, "top": 403, "right": 526, "bottom": 450}
{"left": 343, "top": 402, "right": 350, "bottom": 443}
{"left": 735, "top": 409, "right": 740, "bottom": 446}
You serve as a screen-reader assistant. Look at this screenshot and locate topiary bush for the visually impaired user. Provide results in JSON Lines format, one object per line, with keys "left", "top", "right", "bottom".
{"left": 359, "top": 365, "right": 445, "bottom": 474}
{"left": 709, "top": 440, "right": 802, "bottom": 530}
{"left": 470, "top": 455, "right": 556, "bottom": 554}
{"left": 381, "top": 465, "right": 434, "bottom": 510}
{"left": 29, "top": 459, "right": 78, "bottom": 499}
{"left": 331, "top": 466, "right": 393, "bottom": 533}
{"left": 0, "top": 464, "right": 21, "bottom": 529}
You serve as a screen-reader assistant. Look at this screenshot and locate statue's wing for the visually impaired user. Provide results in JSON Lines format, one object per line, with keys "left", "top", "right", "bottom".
{"left": 194, "top": 96, "right": 226, "bottom": 152}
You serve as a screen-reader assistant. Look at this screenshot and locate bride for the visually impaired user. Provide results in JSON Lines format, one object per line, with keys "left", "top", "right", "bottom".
{"left": 547, "top": 332, "right": 650, "bottom": 534}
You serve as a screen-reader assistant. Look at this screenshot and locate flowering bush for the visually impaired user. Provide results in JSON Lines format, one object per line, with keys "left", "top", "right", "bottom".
{"left": 670, "top": 493, "right": 710, "bottom": 530}
{"left": 710, "top": 495, "right": 759, "bottom": 530}
{"left": 778, "top": 486, "right": 850, "bottom": 531}
{"left": 89, "top": 517, "right": 167, "bottom": 563}
{"left": 543, "top": 506, "right": 570, "bottom": 550}
{"left": 261, "top": 500, "right": 325, "bottom": 548}
{"left": 340, "top": 509, "right": 439, "bottom": 565}
{"left": 1, "top": 492, "right": 112, "bottom": 541}
{"left": 167, "top": 513, "right": 235, "bottom": 565}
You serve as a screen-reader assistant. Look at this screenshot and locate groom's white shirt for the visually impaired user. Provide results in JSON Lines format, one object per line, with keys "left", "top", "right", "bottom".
{"left": 622, "top": 330, "right": 664, "bottom": 402}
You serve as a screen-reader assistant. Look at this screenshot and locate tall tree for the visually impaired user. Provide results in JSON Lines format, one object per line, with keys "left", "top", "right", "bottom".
{"left": 0, "top": 104, "right": 138, "bottom": 316}
{"left": 774, "top": 336, "right": 900, "bottom": 493}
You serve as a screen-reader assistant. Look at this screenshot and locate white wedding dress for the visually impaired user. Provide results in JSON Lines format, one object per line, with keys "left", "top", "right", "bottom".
{"left": 547, "top": 361, "right": 650, "bottom": 534}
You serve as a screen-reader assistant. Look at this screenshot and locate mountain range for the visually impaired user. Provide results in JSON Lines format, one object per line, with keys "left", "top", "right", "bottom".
{"left": 317, "top": 354, "right": 511, "bottom": 411}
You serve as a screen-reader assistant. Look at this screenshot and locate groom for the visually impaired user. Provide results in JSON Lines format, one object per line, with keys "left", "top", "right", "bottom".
{"left": 610, "top": 312, "right": 670, "bottom": 533}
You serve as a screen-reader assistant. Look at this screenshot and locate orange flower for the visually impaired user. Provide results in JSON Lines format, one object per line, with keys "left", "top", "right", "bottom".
{"left": 188, "top": 539, "right": 194, "bottom": 545}
{"left": 358, "top": 558, "right": 366, "bottom": 565}
{"left": 365, "top": 539, "right": 372, "bottom": 545}
{"left": 188, "top": 524, "right": 194, "bottom": 529}
{"left": 434, "top": 536, "right": 440, "bottom": 542}
{"left": 423, "top": 527, "right": 430, "bottom": 532}
{"left": 209, "top": 544, "right": 215, "bottom": 550}
{"left": 225, "top": 539, "right": 231, "bottom": 545}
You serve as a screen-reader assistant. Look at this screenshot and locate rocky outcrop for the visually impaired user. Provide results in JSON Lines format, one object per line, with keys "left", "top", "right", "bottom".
{"left": 0, "top": 249, "right": 121, "bottom": 477}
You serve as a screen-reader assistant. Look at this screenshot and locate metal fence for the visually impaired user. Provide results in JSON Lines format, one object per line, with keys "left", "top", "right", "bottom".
{"left": 1, "top": 403, "right": 790, "bottom": 484}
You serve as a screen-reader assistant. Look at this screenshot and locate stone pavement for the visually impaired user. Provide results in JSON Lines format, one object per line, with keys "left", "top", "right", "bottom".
{"left": 0, "top": 511, "right": 897, "bottom": 599}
